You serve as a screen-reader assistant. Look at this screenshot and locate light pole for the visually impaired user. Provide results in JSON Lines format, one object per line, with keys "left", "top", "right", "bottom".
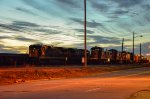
{"left": 84, "top": 0, "right": 87, "bottom": 67}
{"left": 121, "top": 38, "right": 124, "bottom": 63}
{"left": 140, "top": 43, "right": 142, "bottom": 62}
{"left": 132, "top": 32, "right": 143, "bottom": 63}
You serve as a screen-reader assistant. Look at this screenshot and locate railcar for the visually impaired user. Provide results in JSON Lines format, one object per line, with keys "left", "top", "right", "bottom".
{"left": 0, "top": 53, "right": 28, "bottom": 66}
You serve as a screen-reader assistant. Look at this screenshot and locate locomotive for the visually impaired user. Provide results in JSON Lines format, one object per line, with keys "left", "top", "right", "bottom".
{"left": 29, "top": 44, "right": 90, "bottom": 65}
{"left": 89, "top": 47, "right": 132, "bottom": 64}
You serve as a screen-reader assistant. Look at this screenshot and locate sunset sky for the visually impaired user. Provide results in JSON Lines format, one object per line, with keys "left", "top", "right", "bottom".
{"left": 0, "top": 0, "right": 150, "bottom": 55}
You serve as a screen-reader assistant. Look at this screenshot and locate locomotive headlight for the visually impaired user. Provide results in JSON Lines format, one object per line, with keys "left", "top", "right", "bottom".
{"left": 108, "top": 58, "right": 110, "bottom": 62}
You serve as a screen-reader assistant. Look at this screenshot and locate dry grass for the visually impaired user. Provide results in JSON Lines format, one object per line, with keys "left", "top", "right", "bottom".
{"left": 0, "top": 64, "right": 149, "bottom": 85}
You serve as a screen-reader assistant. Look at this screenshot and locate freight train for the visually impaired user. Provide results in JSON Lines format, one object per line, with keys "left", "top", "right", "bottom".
{"left": 0, "top": 44, "right": 149, "bottom": 66}
{"left": 28, "top": 44, "right": 149, "bottom": 65}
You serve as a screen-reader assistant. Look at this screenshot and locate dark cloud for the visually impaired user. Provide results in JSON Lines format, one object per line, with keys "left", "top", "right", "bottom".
{"left": 142, "top": 8, "right": 150, "bottom": 26}
{"left": 115, "top": 21, "right": 133, "bottom": 32}
{"left": 107, "top": 15, "right": 119, "bottom": 20}
{"left": 22, "top": 0, "right": 53, "bottom": 15}
{"left": 87, "top": 20, "right": 103, "bottom": 28}
{"left": 106, "top": 9, "right": 129, "bottom": 20}
{"left": 70, "top": 18, "right": 103, "bottom": 28}
{"left": 0, "top": 36, "right": 11, "bottom": 39}
{"left": 16, "top": 7, "right": 49, "bottom": 19}
{"left": 35, "top": 28, "right": 61, "bottom": 34}
{"left": 145, "top": 15, "right": 150, "bottom": 22}
{"left": 70, "top": 17, "right": 115, "bottom": 34}
{"left": 88, "top": 35, "right": 121, "bottom": 45}
{"left": 22, "top": 0, "right": 43, "bottom": 10}
{"left": 0, "top": 23, "right": 23, "bottom": 32}
{"left": 90, "top": 1, "right": 109, "bottom": 12}
{"left": 22, "top": 0, "right": 80, "bottom": 15}
{"left": 70, "top": 18, "right": 83, "bottom": 24}
{"left": 16, "top": 7, "right": 37, "bottom": 16}
{"left": 53, "top": 0, "right": 82, "bottom": 14}
{"left": 135, "top": 20, "right": 145, "bottom": 26}
{"left": 89, "top": 0, "right": 136, "bottom": 21}
{"left": 0, "top": 44, "right": 5, "bottom": 49}
{"left": 15, "top": 36, "right": 38, "bottom": 42}
{"left": 111, "top": 0, "right": 142, "bottom": 8}
{"left": 0, "top": 35, "right": 38, "bottom": 42}
{"left": 113, "top": 10, "right": 129, "bottom": 15}
{"left": 12, "top": 21, "right": 39, "bottom": 27}
{"left": 73, "top": 29, "right": 94, "bottom": 34}
{"left": 89, "top": 1, "right": 130, "bottom": 20}
{"left": 142, "top": 4, "right": 150, "bottom": 10}
{"left": 55, "top": 0, "right": 80, "bottom": 8}
{"left": 35, "top": 28, "right": 53, "bottom": 33}
{"left": 0, "top": 21, "right": 39, "bottom": 32}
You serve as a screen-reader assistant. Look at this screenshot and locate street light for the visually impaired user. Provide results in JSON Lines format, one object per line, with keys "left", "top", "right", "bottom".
{"left": 121, "top": 38, "right": 124, "bottom": 63}
{"left": 132, "top": 32, "right": 143, "bottom": 63}
{"left": 84, "top": 0, "right": 87, "bottom": 67}
{"left": 140, "top": 43, "right": 142, "bottom": 62}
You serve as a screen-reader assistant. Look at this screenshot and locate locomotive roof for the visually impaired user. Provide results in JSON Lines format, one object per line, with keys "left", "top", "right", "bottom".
{"left": 29, "top": 44, "right": 42, "bottom": 47}
{"left": 108, "top": 49, "right": 118, "bottom": 52}
{"left": 91, "top": 46, "right": 103, "bottom": 50}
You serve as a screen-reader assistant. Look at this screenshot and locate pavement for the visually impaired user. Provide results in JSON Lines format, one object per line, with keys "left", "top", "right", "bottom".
{"left": 0, "top": 66, "right": 150, "bottom": 99}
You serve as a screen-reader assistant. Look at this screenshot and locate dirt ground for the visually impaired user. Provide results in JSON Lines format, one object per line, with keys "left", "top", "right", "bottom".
{"left": 128, "top": 90, "right": 150, "bottom": 99}
{"left": 0, "top": 64, "right": 149, "bottom": 85}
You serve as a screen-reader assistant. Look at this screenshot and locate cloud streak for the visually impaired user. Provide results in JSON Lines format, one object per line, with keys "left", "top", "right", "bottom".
{"left": 16, "top": 7, "right": 37, "bottom": 16}
{"left": 111, "top": 0, "right": 143, "bottom": 8}
{"left": 70, "top": 18, "right": 103, "bottom": 28}
{"left": 55, "top": 0, "right": 80, "bottom": 8}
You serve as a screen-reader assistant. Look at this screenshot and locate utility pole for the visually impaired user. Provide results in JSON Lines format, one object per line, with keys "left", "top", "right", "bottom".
{"left": 133, "top": 32, "right": 135, "bottom": 63}
{"left": 122, "top": 38, "right": 124, "bottom": 52}
{"left": 133, "top": 32, "right": 143, "bottom": 63}
{"left": 84, "top": 0, "right": 87, "bottom": 67}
